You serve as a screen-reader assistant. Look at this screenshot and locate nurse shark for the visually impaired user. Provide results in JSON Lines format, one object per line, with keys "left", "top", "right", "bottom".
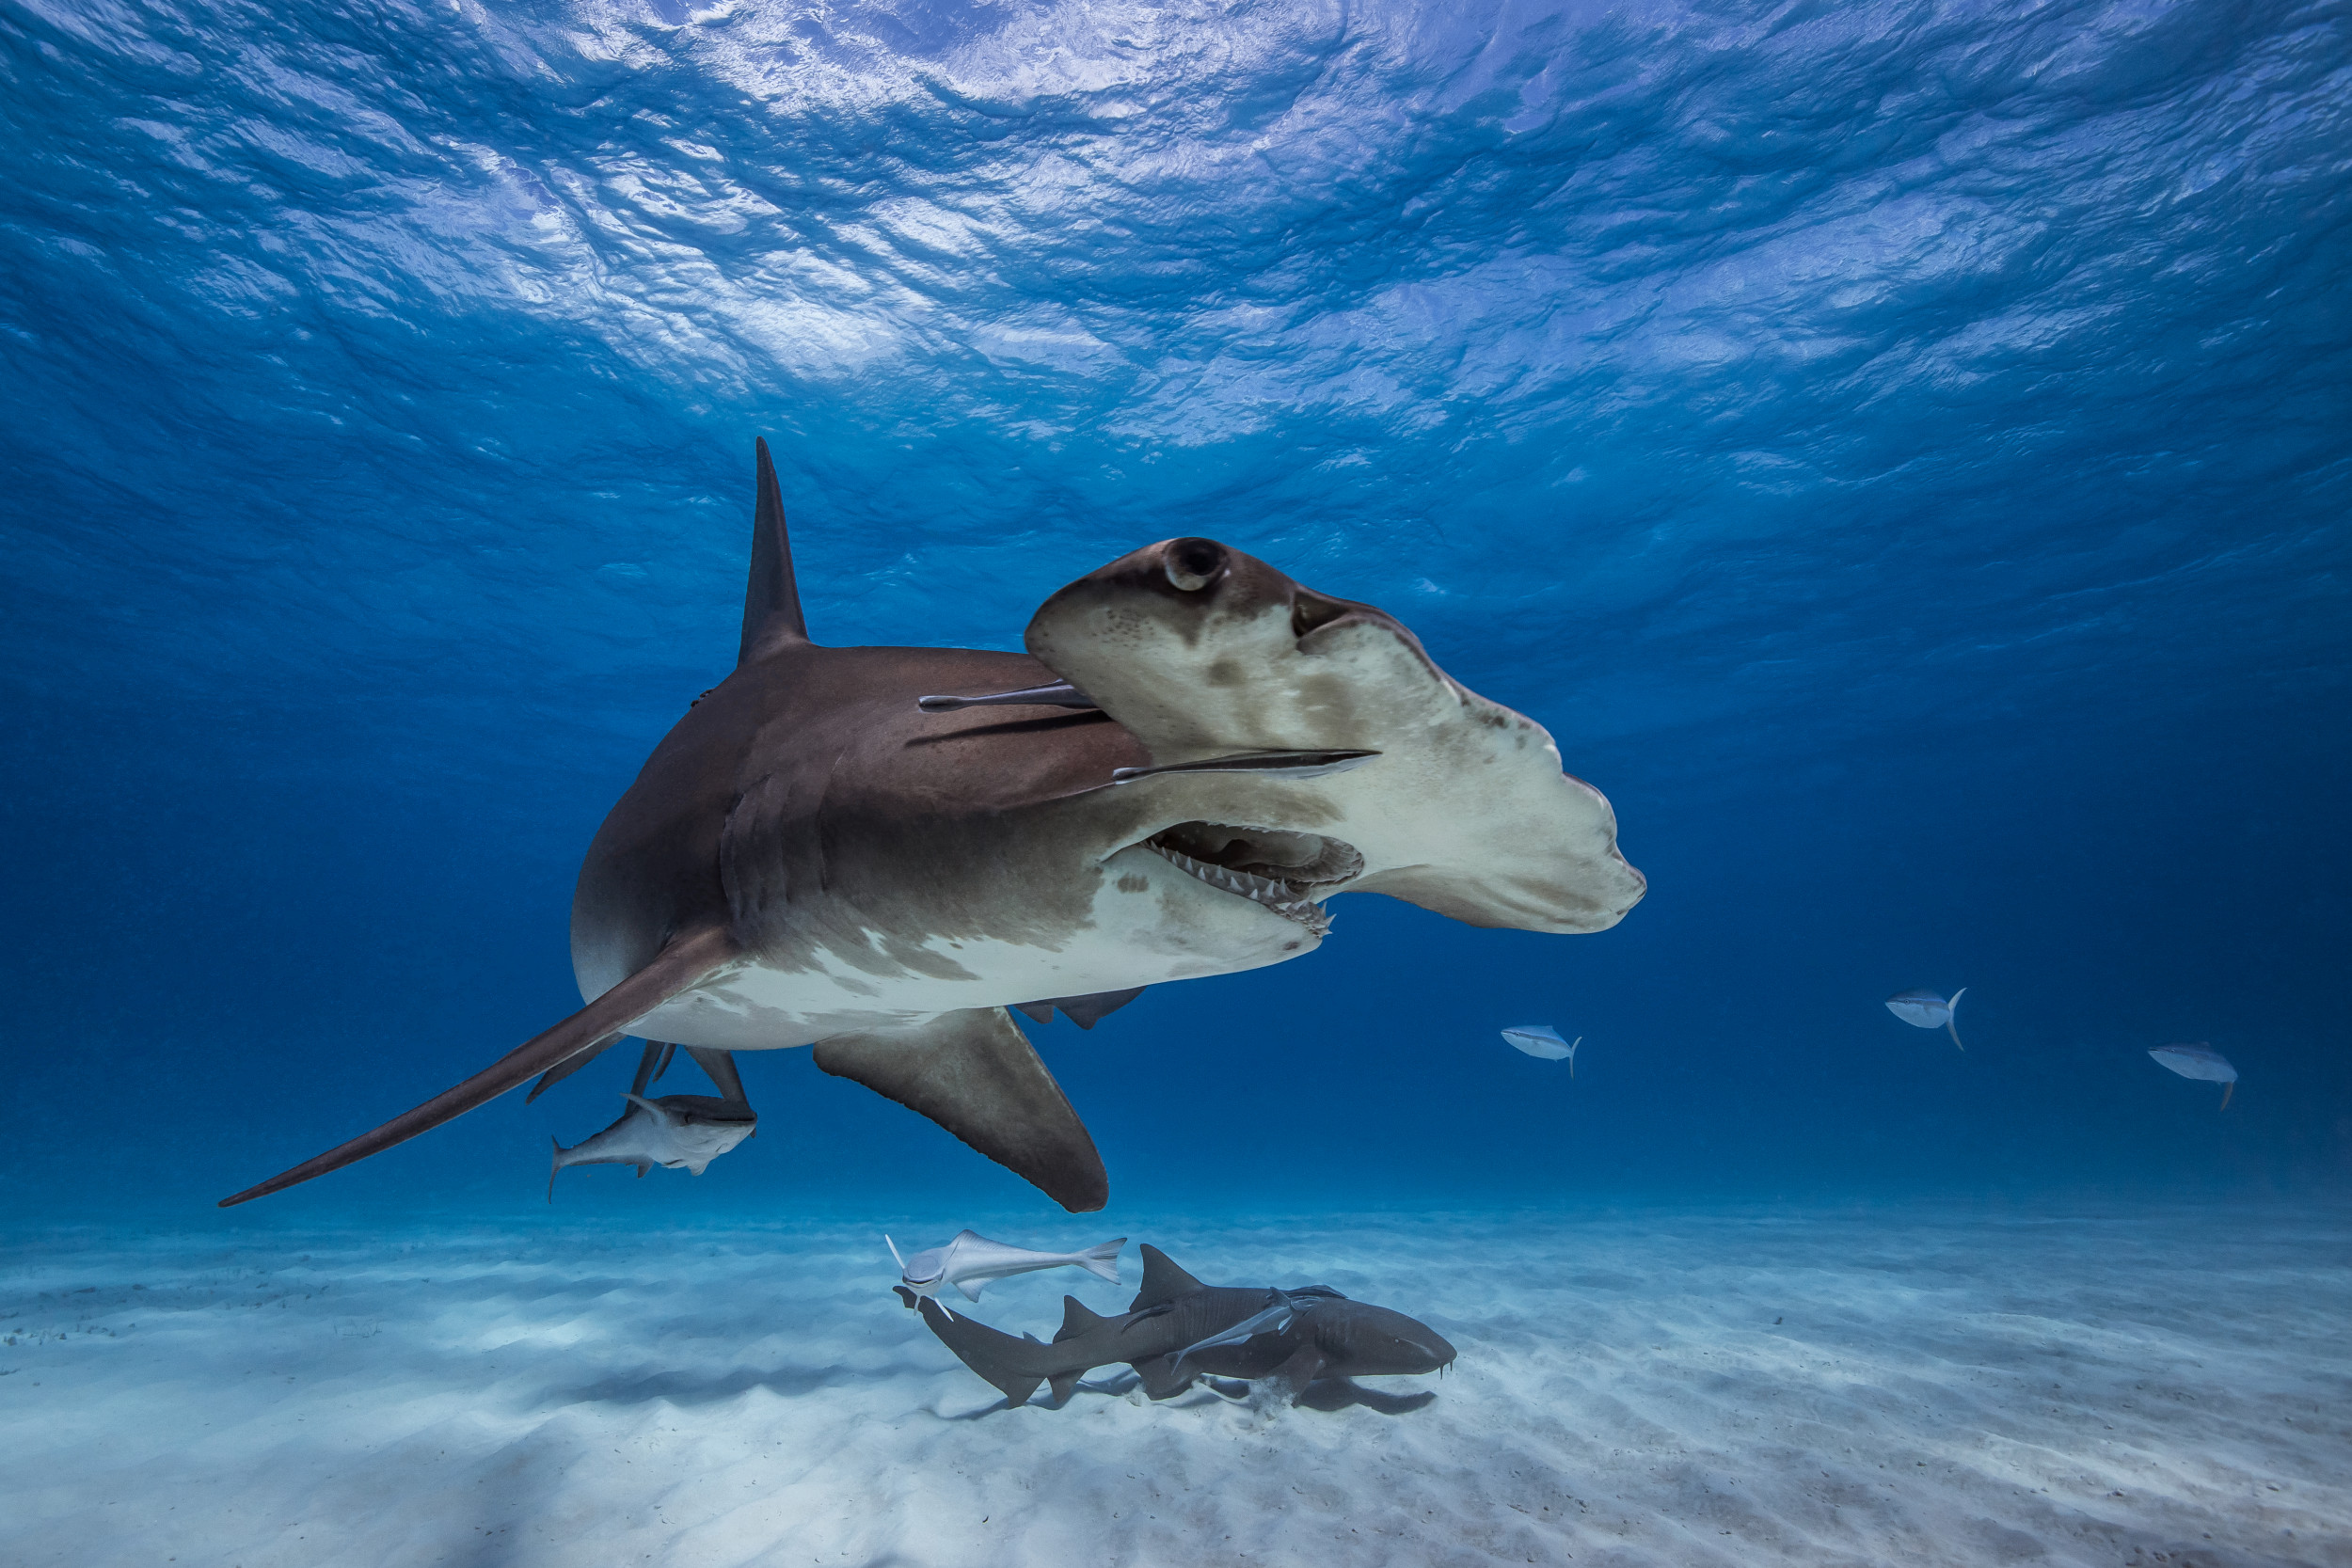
{"left": 222, "top": 440, "right": 1645, "bottom": 1213}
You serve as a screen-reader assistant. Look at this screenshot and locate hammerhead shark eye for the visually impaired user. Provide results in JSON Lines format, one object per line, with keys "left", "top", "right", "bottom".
{"left": 1163, "top": 537, "right": 1228, "bottom": 593}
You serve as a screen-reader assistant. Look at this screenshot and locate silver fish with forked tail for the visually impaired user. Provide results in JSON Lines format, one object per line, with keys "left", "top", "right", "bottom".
{"left": 548, "top": 1093, "right": 757, "bottom": 1198}
{"left": 887, "top": 1229, "right": 1125, "bottom": 1310}
{"left": 1885, "top": 988, "right": 1968, "bottom": 1050}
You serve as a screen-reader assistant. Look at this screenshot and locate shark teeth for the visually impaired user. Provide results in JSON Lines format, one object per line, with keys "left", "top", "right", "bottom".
{"left": 1143, "top": 842, "right": 1336, "bottom": 937}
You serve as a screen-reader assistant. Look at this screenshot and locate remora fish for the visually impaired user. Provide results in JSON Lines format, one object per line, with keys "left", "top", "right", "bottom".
{"left": 902, "top": 1243, "right": 1454, "bottom": 1407}
{"left": 1885, "top": 988, "right": 1968, "bottom": 1050}
{"left": 548, "top": 1093, "right": 757, "bottom": 1198}
{"left": 223, "top": 443, "right": 1644, "bottom": 1214}
{"left": 1502, "top": 1024, "right": 1581, "bottom": 1073}
{"left": 2149, "top": 1041, "right": 2238, "bottom": 1109}
{"left": 888, "top": 1229, "right": 1126, "bottom": 1306}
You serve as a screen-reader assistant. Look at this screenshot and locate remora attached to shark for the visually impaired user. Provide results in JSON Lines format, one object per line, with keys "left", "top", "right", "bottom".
{"left": 222, "top": 441, "right": 1645, "bottom": 1213}
{"left": 904, "top": 1243, "right": 1457, "bottom": 1407}
{"left": 548, "top": 1092, "right": 756, "bottom": 1197}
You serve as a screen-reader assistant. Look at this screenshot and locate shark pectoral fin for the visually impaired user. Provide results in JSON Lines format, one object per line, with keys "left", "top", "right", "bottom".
{"left": 528, "top": 1031, "right": 625, "bottom": 1102}
{"left": 813, "top": 1006, "right": 1108, "bottom": 1213}
{"left": 956, "top": 1280, "right": 986, "bottom": 1304}
{"left": 1264, "top": 1342, "right": 1326, "bottom": 1405}
{"left": 1134, "top": 1355, "right": 1196, "bottom": 1401}
{"left": 217, "top": 925, "right": 741, "bottom": 1208}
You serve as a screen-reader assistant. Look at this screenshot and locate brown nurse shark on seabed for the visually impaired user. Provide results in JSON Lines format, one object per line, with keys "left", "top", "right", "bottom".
{"left": 221, "top": 440, "right": 1645, "bottom": 1213}
{"left": 904, "top": 1243, "right": 1458, "bottom": 1408}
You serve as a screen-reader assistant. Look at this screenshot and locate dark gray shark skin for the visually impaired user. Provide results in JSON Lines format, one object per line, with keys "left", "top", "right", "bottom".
{"left": 904, "top": 1243, "right": 1457, "bottom": 1408}
{"left": 220, "top": 439, "right": 1643, "bottom": 1215}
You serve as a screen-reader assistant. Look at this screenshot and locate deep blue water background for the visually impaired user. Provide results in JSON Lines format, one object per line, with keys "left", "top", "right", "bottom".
{"left": 3, "top": 0, "right": 2347, "bottom": 1227}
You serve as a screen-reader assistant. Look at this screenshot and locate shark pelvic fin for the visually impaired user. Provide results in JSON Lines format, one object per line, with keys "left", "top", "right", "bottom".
{"left": 684, "top": 1045, "right": 748, "bottom": 1103}
{"left": 527, "top": 1030, "right": 624, "bottom": 1102}
{"left": 1047, "top": 1370, "right": 1083, "bottom": 1405}
{"left": 739, "top": 437, "right": 808, "bottom": 663}
{"left": 1130, "top": 1244, "right": 1206, "bottom": 1312}
{"left": 218, "top": 925, "right": 741, "bottom": 1207}
{"left": 813, "top": 1006, "right": 1107, "bottom": 1212}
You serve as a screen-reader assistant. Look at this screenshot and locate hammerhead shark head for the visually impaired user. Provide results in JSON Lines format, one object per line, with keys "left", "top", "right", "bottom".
{"left": 221, "top": 440, "right": 1644, "bottom": 1213}
{"left": 904, "top": 1243, "right": 1456, "bottom": 1407}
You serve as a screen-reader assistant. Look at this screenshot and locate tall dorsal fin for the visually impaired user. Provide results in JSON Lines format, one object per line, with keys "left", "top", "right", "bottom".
{"left": 1129, "top": 1243, "right": 1205, "bottom": 1311}
{"left": 739, "top": 436, "right": 808, "bottom": 664}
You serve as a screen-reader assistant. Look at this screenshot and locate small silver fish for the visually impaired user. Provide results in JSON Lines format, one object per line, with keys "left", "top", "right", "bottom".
{"left": 886, "top": 1229, "right": 1125, "bottom": 1310}
{"left": 2149, "top": 1042, "right": 2237, "bottom": 1109}
{"left": 1885, "top": 988, "right": 1968, "bottom": 1050}
{"left": 548, "top": 1093, "right": 757, "bottom": 1199}
{"left": 1502, "top": 1025, "right": 1581, "bottom": 1074}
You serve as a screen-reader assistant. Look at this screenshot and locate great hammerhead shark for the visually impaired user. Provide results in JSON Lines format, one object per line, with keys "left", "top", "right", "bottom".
{"left": 221, "top": 441, "right": 1644, "bottom": 1213}
{"left": 905, "top": 1243, "right": 1457, "bottom": 1407}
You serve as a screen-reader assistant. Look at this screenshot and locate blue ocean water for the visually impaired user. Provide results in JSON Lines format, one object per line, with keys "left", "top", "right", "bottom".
{"left": 3, "top": 0, "right": 2348, "bottom": 1229}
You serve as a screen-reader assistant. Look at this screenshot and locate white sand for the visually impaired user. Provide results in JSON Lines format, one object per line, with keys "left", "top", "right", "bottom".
{"left": 2, "top": 1205, "right": 2345, "bottom": 1567}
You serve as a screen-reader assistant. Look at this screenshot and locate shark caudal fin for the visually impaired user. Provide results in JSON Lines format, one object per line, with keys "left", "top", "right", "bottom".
{"left": 219, "top": 926, "right": 741, "bottom": 1208}
{"left": 1056, "top": 1295, "right": 1111, "bottom": 1343}
{"left": 1130, "top": 1244, "right": 1206, "bottom": 1312}
{"left": 1076, "top": 1237, "right": 1126, "bottom": 1285}
{"left": 915, "top": 1297, "right": 1054, "bottom": 1406}
{"left": 1947, "top": 986, "right": 1968, "bottom": 1051}
{"left": 739, "top": 437, "right": 808, "bottom": 664}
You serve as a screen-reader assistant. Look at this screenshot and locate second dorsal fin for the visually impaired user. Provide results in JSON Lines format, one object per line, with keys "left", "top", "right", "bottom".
{"left": 1129, "top": 1243, "right": 1205, "bottom": 1311}
{"left": 1056, "top": 1295, "right": 1109, "bottom": 1342}
{"left": 739, "top": 436, "right": 809, "bottom": 664}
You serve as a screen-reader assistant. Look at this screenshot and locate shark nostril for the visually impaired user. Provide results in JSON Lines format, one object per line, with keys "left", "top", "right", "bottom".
{"left": 1290, "top": 589, "right": 1351, "bottom": 639}
{"left": 1163, "top": 537, "right": 1227, "bottom": 593}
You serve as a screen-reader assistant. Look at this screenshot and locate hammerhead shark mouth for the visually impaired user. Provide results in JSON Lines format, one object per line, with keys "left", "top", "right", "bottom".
{"left": 1139, "top": 821, "right": 1364, "bottom": 936}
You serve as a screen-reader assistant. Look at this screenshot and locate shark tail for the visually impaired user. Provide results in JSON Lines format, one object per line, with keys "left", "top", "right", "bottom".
{"left": 915, "top": 1297, "right": 1058, "bottom": 1407}
{"left": 2220, "top": 1080, "right": 2234, "bottom": 1111}
{"left": 1076, "top": 1237, "right": 1126, "bottom": 1285}
{"left": 547, "top": 1136, "right": 564, "bottom": 1203}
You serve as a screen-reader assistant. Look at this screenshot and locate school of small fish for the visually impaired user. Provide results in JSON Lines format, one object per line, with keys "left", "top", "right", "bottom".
{"left": 1499, "top": 991, "right": 2243, "bottom": 1108}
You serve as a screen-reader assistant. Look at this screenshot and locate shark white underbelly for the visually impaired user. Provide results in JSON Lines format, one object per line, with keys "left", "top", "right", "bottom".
{"left": 622, "top": 845, "right": 1321, "bottom": 1048}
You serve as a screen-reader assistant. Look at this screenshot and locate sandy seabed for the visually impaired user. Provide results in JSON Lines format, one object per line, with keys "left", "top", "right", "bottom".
{"left": 1, "top": 1204, "right": 2344, "bottom": 1568}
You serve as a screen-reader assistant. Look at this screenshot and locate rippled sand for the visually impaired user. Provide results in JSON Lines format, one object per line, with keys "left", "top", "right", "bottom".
{"left": 3, "top": 1205, "right": 2344, "bottom": 1566}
